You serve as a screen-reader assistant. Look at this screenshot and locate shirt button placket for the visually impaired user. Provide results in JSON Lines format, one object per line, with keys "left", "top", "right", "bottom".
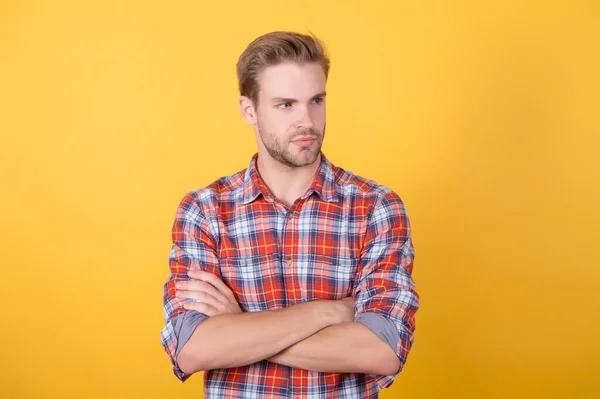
{"left": 284, "top": 212, "right": 293, "bottom": 269}
{"left": 283, "top": 209, "right": 297, "bottom": 304}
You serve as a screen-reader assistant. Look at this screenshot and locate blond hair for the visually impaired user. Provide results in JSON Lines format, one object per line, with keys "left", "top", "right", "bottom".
{"left": 236, "top": 31, "right": 330, "bottom": 106}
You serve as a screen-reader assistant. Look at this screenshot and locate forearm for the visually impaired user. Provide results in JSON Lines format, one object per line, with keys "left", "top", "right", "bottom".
{"left": 177, "top": 300, "right": 337, "bottom": 374}
{"left": 267, "top": 321, "right": 400, "bottom": 376}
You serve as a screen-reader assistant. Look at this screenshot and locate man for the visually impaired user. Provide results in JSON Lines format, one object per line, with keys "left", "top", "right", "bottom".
{"left": 161, "top": 31, "right": 420, "bottom": 398}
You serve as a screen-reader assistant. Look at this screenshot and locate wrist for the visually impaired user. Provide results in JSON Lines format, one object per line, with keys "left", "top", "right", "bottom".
{"left": 306, "top": 299, "right": 342, "bottom": 327}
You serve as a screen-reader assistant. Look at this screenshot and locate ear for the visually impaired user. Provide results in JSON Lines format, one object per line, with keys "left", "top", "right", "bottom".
{"left": 238, "top": 96, "right": 257, "bottom": 125}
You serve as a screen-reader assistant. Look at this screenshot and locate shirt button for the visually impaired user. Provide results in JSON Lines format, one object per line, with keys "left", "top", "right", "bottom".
{"left": 287, "top": 212, "right": 294, "bottom": 219}
{"left": 285, "top": 259, "right": 292, "bottom": 266}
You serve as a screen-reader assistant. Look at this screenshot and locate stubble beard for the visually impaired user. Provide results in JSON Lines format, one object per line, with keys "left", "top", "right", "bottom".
{"left": 257, "top": 121, "right": 325, "bottom": 168}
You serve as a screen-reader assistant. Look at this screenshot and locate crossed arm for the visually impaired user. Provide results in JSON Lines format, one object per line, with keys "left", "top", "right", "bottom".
{"left": 174, "top": 270, "right": 400, "bottom": 376}
{"left": 161, "top": 191, "right": 419, "bottom": 383}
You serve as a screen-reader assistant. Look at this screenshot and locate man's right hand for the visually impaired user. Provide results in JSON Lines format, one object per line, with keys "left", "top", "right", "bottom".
{"left": 325, "top": 296, "right": 356, "bottom": 325}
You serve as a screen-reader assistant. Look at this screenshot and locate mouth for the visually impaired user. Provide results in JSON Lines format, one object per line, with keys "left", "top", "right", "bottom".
{"left": 292, "top": 136, "right": 318, "bottom": 147}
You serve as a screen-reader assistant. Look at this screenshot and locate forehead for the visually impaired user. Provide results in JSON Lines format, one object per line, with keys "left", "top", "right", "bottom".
{"left": 257, "top": 62, "right": 326, "bottom": 101}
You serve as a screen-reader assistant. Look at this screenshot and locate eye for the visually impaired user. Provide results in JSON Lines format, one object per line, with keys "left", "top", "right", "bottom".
{"left": 278, "top": 102, "right": 292, "bottom": 109}
{"left": 313, "top": 97, "right": 324, "bottom": 104}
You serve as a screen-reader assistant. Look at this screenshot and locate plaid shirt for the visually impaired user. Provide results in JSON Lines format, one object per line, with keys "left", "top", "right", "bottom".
{"left": 161, "top": 153, "right": 419, "bottom": 398}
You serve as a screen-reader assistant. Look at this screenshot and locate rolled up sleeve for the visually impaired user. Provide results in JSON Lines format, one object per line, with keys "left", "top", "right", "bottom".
{"left": 353, "top": 191, "right": 420, "bottom": 389}
{"left": 161, "top": 192, "right": 220, "bottom": 382}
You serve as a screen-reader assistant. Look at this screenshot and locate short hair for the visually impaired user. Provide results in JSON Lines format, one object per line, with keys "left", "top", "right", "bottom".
{"left": 236, "top": 31, "right": 330, "bottom": 107}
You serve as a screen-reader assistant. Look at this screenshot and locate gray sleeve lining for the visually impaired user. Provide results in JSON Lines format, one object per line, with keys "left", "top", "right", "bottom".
{"left": 355, "top": 312, "right": 400, "bottom": 354}
{"left": 171, "top": 310, "right": 210, "bottom": 358}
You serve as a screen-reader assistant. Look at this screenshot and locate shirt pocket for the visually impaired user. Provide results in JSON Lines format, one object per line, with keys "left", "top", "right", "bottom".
{"left": 303, "top": 254, "right": 358, "bottom": 301}
{"left": 220, "top": 253, "right": 283, "bottom": 312}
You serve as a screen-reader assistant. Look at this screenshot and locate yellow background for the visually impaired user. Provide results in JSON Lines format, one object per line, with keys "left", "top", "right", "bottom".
{"left": 1, "top": 0, "right": 598, "bottom": 398}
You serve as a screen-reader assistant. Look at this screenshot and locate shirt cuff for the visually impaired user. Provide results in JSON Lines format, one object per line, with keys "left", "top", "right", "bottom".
{"left": 355, "top": 312, "right": 402, "bottom": 389}
{"left": 171, "top": 310, "right": 209, "bottom": 381}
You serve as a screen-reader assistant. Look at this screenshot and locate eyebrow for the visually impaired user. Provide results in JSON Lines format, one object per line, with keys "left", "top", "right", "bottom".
{"left": 271, "top": 91, "right": 327, "bottom": 104}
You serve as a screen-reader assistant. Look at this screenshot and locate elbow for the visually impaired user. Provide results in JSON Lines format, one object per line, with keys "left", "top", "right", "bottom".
{"left": 176, "top": 348, "right": 197, "bottom": 375}
{"left": 378, "top": 357, "right": 402, "bottom": 376}
{"left": 371, "top": 350, "right": 402, "bottom": 376}
{"left": 177, "top": 346, "right": 210, "bottom": 375}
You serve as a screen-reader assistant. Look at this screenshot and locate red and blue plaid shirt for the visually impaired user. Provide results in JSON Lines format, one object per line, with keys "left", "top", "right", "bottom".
{"left": 161, "top": 153, "right": 419, "bottom": 398}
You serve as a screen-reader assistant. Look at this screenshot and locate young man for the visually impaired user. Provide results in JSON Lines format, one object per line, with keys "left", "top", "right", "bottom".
{"left": 161, "top": 31, "right": 420, "bottom": 398}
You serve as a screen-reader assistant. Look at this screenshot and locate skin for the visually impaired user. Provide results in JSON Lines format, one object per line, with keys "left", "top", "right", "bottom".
{"left": 239, "top": 61, "right": 327, "bottom": 207}
{"left": 175, "top": 62, "right": 401, "bottom": 377}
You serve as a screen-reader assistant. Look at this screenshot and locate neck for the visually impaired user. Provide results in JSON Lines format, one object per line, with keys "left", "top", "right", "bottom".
{"left": 256, "top": 153, "right": 322, "bottom": 208}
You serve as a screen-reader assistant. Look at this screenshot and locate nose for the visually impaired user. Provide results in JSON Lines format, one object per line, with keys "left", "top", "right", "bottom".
{"left": 295, "top": 105, "right": 314, "bottom": 130}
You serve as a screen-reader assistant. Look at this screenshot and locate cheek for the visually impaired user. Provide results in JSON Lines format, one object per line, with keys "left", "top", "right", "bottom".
{"left": 312, "top": 107, "right": 326, "bottom": 124}
{"left": 312, "top": 105, "right": 325, "bottom": 121}
{"left": 269, "top": 116, "right": 295, "bottom": 134}
{"left": 259, "top": 110, "right": 284, "bottom": 129}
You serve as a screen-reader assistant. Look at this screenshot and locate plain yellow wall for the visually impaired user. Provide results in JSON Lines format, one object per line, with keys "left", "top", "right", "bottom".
{"left": 1, "top": 0, "right": 598, "bottom": 398}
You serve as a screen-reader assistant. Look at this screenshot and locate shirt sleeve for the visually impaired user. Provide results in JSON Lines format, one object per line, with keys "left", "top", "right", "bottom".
{"left": 353, "top": 190, "right": 420, "bottom": 389}
{"left": 160, "top": 192, "right": 220, "bottom": 382}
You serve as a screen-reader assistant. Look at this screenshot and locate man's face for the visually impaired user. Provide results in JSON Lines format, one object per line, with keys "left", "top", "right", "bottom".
{"left": 254, "top": 62, "right": 327, "bottom": 168}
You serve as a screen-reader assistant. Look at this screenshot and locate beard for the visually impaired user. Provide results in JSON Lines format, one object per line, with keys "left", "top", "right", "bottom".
{"left": 257, "top": 121, "right": 325, "bottom": 168}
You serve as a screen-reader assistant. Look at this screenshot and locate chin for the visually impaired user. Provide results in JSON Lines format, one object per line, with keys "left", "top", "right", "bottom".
{"left": 295, "top": 150, "right": 320, "bottom": 166}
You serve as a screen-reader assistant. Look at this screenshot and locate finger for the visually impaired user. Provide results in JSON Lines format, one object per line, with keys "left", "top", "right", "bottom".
{"left": 176, "top": 289, "right": 222, "bottom": 309}
{"left": 188, "top": 270, "right": 235, "bottom": 298}
{"left": 183, "top": 280, "right": 228, "bottom": 303}
{"left": 183, "top": 301, "right": 219, "bottom": 316}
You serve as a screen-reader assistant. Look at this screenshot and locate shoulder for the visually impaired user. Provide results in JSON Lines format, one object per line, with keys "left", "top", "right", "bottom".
{"left": 176, "top": 168, "right": 247, "bottom": 216}
{"left": 329, "top": 162, "right": 411, "bottom": 230}
{"left": 332, "top": 164, "right": 405, "bottom": 207}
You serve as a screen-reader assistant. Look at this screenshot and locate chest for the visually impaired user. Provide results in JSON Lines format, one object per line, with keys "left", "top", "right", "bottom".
{"left": 216, "top": 201, "right": 367, "bottom": 311}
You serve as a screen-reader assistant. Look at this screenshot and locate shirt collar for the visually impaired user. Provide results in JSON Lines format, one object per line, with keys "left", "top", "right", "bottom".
{"left": 241, "top": 152, "right": 340, "bottom": 205}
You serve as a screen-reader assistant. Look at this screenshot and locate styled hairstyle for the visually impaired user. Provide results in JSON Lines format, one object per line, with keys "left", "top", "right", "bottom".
{"left": 236, "top": 31, "right": 330, "bottom": 107}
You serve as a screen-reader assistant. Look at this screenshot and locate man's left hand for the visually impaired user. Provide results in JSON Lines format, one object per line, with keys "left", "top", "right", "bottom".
{"left": 175, "top": 270, "right": 243, "bottom": 316}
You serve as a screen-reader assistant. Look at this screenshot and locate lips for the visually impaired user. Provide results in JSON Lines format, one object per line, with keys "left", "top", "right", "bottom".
{"left": 292, "top": 136, "right": 317, "bottom": 147}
